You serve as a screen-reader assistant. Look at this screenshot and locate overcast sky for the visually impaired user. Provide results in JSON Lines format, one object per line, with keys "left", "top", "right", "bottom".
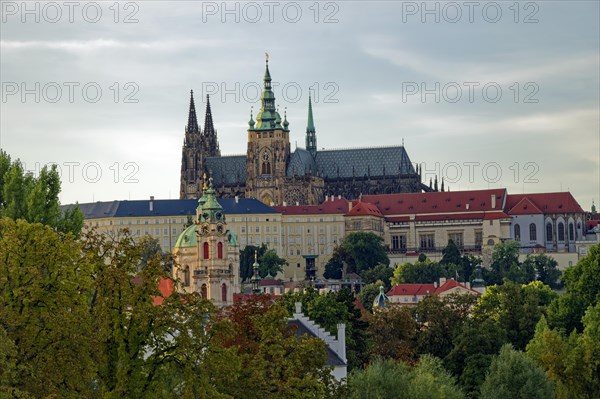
{"left": 1, "top": 1, "right": 598, "bottom": 210}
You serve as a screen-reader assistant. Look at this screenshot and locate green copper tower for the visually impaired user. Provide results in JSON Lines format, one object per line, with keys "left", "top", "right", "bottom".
{"left": 306, "top": 94, "right": 317, "bottom": 157}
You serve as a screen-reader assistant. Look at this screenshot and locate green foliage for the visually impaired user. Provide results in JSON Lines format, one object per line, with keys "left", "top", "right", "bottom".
{"left": 215, "top": 295, "right": 335, "bottom": 399}
{"left": 547, "top": 243, "right": 600, "bottom": 333}
{"left": 360, "top": 264, "right": 393, "bottom": 289}
{"left": 440, "top": 239, "right": 462, "bottom": 266}
{"left": 522, "top": 253, "right": 562, "bottom": 289}
{"left": 368, "top": 305, "right": 417, "bottom": 363}
{"left": 0, "top": 151, "right": 84, "bottom": 236}
{"left": 337, "top": 232, "right": 389, "bottom": 275}
{"left": 0, "top": 218, "right": 95, "bottom": 397}
{"left": 345, "top": 357, "right": 465, "bottom": 399}
{"left": 480, "top": 344, "right": 554, "bottom": 399}
{"left": 259, "top": 248, "right": 287, "bottom": 278}
{"left": 239, "top": 244, "right": 287, "bottom": 280}
{"left": 414, "top": 294, "right": 478, "bottom": 359}
{"left": 392, "top": 258, "right": 446, "bottom": 285}
{"left": 527, "top": 304, "right": 600, "bottom": 399}
{"left": 323, "top": 250, "right": 344, "bottom": 279}
{"left": 473, "top": 281, "right": 557, "bottom": 350}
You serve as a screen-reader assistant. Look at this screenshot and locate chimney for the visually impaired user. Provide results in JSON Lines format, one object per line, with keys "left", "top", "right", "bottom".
{"left": 491, "top": 194, "right": 496, "bottom": 209}
{"left": 296, "top": 201, "right": 299, "bottom": 206}
{"left": 337, "top": 323, "right": 347, "bottom": 363}
{"left": 466, "top": 203, "right": 470, "bottom": 210}
{"left": 465, "top": 282, "right": 471, "bottom": 289}
{"left": 149, "top": 196, "right": 154, "bottom": 212}
{"left": 294, "top": 302, "right": 302, "bottom": 316}
{"left": 338, "top": 195, "right": 341, "bottom": 200}
{"left": 283, "top": 201, "right": 287, "bottom": 206}
{"left": 235, "top": 196, "right": 239, "bottom": 204}
{"left": 439, "top": 277, "right": 447, "bottom": 286}
{"left": 348, "top": 202, "right": 353, "bottom": 211}
{"left": 325, "top": 195, "right": 328, "bottom": 202}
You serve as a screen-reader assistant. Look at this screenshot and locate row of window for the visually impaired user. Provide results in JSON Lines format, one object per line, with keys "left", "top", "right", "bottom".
{"left": 514, "top": 222, "right": 579, "bottom": 242}
{"left": 391, "top": 231, "right": 483, "bottom": 251}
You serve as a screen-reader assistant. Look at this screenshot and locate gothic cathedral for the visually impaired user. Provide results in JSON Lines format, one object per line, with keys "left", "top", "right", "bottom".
{"left": 180, "top": 57, "right": 431, "bottom": 205}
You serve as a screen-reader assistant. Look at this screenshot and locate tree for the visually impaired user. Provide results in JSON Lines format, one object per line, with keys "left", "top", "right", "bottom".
{"left": 367, "top": 305, "right": 417, "bottom": 363}
{"left": 0, "top": 218, "right": 96, "bottom": 398}
{"left": 523, "top": 253, "right": 562, "bottom": 288}
{"left": 360, "top": 263, "right": 393, "bottom": 288}
{"left": 445, "top": 318, "right": 508, "bottom": 397}
{"left": 527, "top": 304, "right": 600, "bottom": 399}
{"left": 480, "top": 344, "right": 554, "bottom": 399}
{"left": 258, "top": 248, "right": 287, "bottom": 278}
{"left": 137, "top": 234, "right": 167, "bottom": 270}
{"left": 345, "top": 357, "right": 465, "bottom": 399}
{"left": 414, "top": 294, "right": 478, "bottom": 359}
{"left": 337, "top": 232, "right": 389, "bottom": 275}
{"left": 488, "top": 241, "right": 532, "bottom": 284}
{"left": 547, "top": 243, "right": 600, "bottom": 333}
{"left": 323, "top": 249, "right": 345, "bottom": 279}
{"left": 392, "top": 258, "right": 445, "bottom": 285}
{"left": 0, "top": 151, "right": 84, "bottom": 236}
{"left": 473, "top": 281, "right": 557, "bottom": 350}
{"left": 239, "top": 244, "right": 266, "bottom": 281}
{"left": 440, "top": 239, "right": 462, "bottom": 267}
{"left": 214, "top": 295, "right": 335, "bottom": 399}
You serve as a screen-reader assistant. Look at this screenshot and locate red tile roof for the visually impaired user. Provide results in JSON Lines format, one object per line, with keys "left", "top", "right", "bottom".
{"left": 506, "top": 197, "right": 544, "bottom": 215}
{"left": 505, "top": 192, "right": 584, "bottom": 214}
{"left": 387, "top": 279, "right": 479, "bottom": 298}
{"left": 361, "top": 189, "right": 506, "bottom": 216}
{"left": 346, "top": 202, "right": 384, "bottom": 217}
{"left": 274, "top": 197, "right": 350, "bottom": 215}
{"left": 153, "top": 277, "right": 174, "bottom": 305}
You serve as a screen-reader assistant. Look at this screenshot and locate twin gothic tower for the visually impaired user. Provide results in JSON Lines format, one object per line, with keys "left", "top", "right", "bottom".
{"left": 180, "top": 58, "right": 426, "bottom": 205}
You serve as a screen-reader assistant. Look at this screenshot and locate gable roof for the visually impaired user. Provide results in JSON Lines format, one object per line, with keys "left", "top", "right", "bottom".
{"left": 507, "top": 197, "right": 544, "bottom": 215}
{"left": 362, "top": 189, "right": 506, "bottom": 216}
{"left": 346, "top": 202, "right": 383, "bottom": 217}
{"left": 506, "top": 192, "right": 584, "bottom": 214}
{"left": 387, "top": 279, "right": 479, "bottom": 297}
{"left": 287, "top": 319, "right": 346, "bottom": 366}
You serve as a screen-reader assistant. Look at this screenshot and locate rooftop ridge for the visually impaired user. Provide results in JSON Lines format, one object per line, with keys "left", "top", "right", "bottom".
{"left": 317, "top": 144, "right": 405, "bottom": 152}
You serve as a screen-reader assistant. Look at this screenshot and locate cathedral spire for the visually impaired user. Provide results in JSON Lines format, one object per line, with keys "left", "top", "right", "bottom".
{"left": 306, "top": 94, "right": 317, "bottom": 157}
{"left": 254, "top": 54, "right": 281, "bottom": 131}
{"left": 187, "top": 90, "right": 199, "bottom": 134}
{"left": 202, "top": 94, "right": 220, "bottom": 156}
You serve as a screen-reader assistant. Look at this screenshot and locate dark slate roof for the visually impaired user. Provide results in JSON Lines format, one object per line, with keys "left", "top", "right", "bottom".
{"left": 315, "top": 146, "right": 415, "bottom": 179}
{"left": 286, "top": 148, "right": 316, "bottom": 177}
{"left": 64, "top": 198, "right": 277, "bottom": 219}
{"left": 206, "top": 155, "right": 246, "bottom": 186}
{"left": 287, "top": 319, "right": 346, "bottom": 366}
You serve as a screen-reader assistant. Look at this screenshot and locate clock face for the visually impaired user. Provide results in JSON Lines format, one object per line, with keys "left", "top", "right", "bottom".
{"left": 217, "top": 224, "right": 224, "bottom": 233}
{"left": 202, "top": 212, "right": 209, "bottom": 220}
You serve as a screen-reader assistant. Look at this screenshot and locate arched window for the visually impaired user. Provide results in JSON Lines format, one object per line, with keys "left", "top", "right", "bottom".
{"left": 203, "top": 242, "right": 209, "bottom": 259}
{"left": 569, "top": 223, "right": 574, "bottom": 241}
{"left": 514, "top": 224, "right": 521, "bottom": 241}
{"left": 546, "top": 223, "right": 553, "bottom": 241}
{"left": 221, "top": 283, "right": 227, "bottom": 302}
{"left": 201, "top": 284, "right": 207, "bottom": 299}
{"left": 529, "top": 223, "right": 537, "bottom": 241}
{"left": 558, "top": 222, "right": 565, "bottom": 241}
{"left": 184, "top": 266, "right": 190, "bottom": 287}
{"left": 261, "top": 162, "right": 271, "bottom": 175}
{"left": 487, "top": 239, "right": 495, "bottom": 246}
{"left": 217, "top": 242, "right": 223, "bottom": 259}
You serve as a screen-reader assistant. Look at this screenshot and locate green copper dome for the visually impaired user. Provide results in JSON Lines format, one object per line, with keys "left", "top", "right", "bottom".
{"left": 373, "top": 285, "right": 390, "bottom": 310}
{"left": 174, "top": 224, "right": 198, "bottom": 248}
{"left": 198, "top": 177, "right": 225, "bottom": 224}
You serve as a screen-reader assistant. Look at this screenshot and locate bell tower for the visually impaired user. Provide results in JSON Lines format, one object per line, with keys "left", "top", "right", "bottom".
{"left": 245, "top": 55, "right": 291, "bottom": 205}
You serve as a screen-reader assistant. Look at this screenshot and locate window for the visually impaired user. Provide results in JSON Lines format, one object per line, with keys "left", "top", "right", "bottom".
{"left": 546, "top": 222, "right": 553, "bottom": 241}
{"left": 529, "top": 223, "right": 537, "bottom": 241}
{"left": 475, "top": 231, "right": 483, "bottom": 247}
{"left": 419, "top": 234, "right": 435, "bottom": 250}
{"left": 353, "top": 221, "right": 361, "bottom": 230}
{"left": 266, "top": 226, "right": 270, "bottom": 233}
{"left": 448, "top": 232, "right": 464, "bottom": 248}
{"left": 201, "top": 284, "right": 207, "bottom": 300}
{"left": 184, "top": 266, "right": 190, "bottom": 287}
{"left": 217, "top": 242, "right": 223, "bottom": 259}
{"left": 255, "top": 226, "right": 260, "bottom": 233}
{"left": 568, "top": 223, "right": 574, "bottom": 241}
{"left": 221, "top": 283, "right": 227, "bottom": 302}
{"left": 391, "top": 235, "right": 407, "bottom": 251}
{"left": 514, "top": 224, "right": 521, "bottom": 241}
{"left": 558, "top": 222, "right": 565, "bottom": 241}
{"left": 203, "top": 242, "right": 209, "bottom": 259}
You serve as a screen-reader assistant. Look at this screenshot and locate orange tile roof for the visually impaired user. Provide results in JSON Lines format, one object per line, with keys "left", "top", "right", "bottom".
{"left": 273, "top": 197, "right": 350, "bottom": 215}
{"left": 346, "top": 202, "right": 384, "bottom": 217}
{"left": 506, "top": 192, "right": 584, "bottom": 214}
